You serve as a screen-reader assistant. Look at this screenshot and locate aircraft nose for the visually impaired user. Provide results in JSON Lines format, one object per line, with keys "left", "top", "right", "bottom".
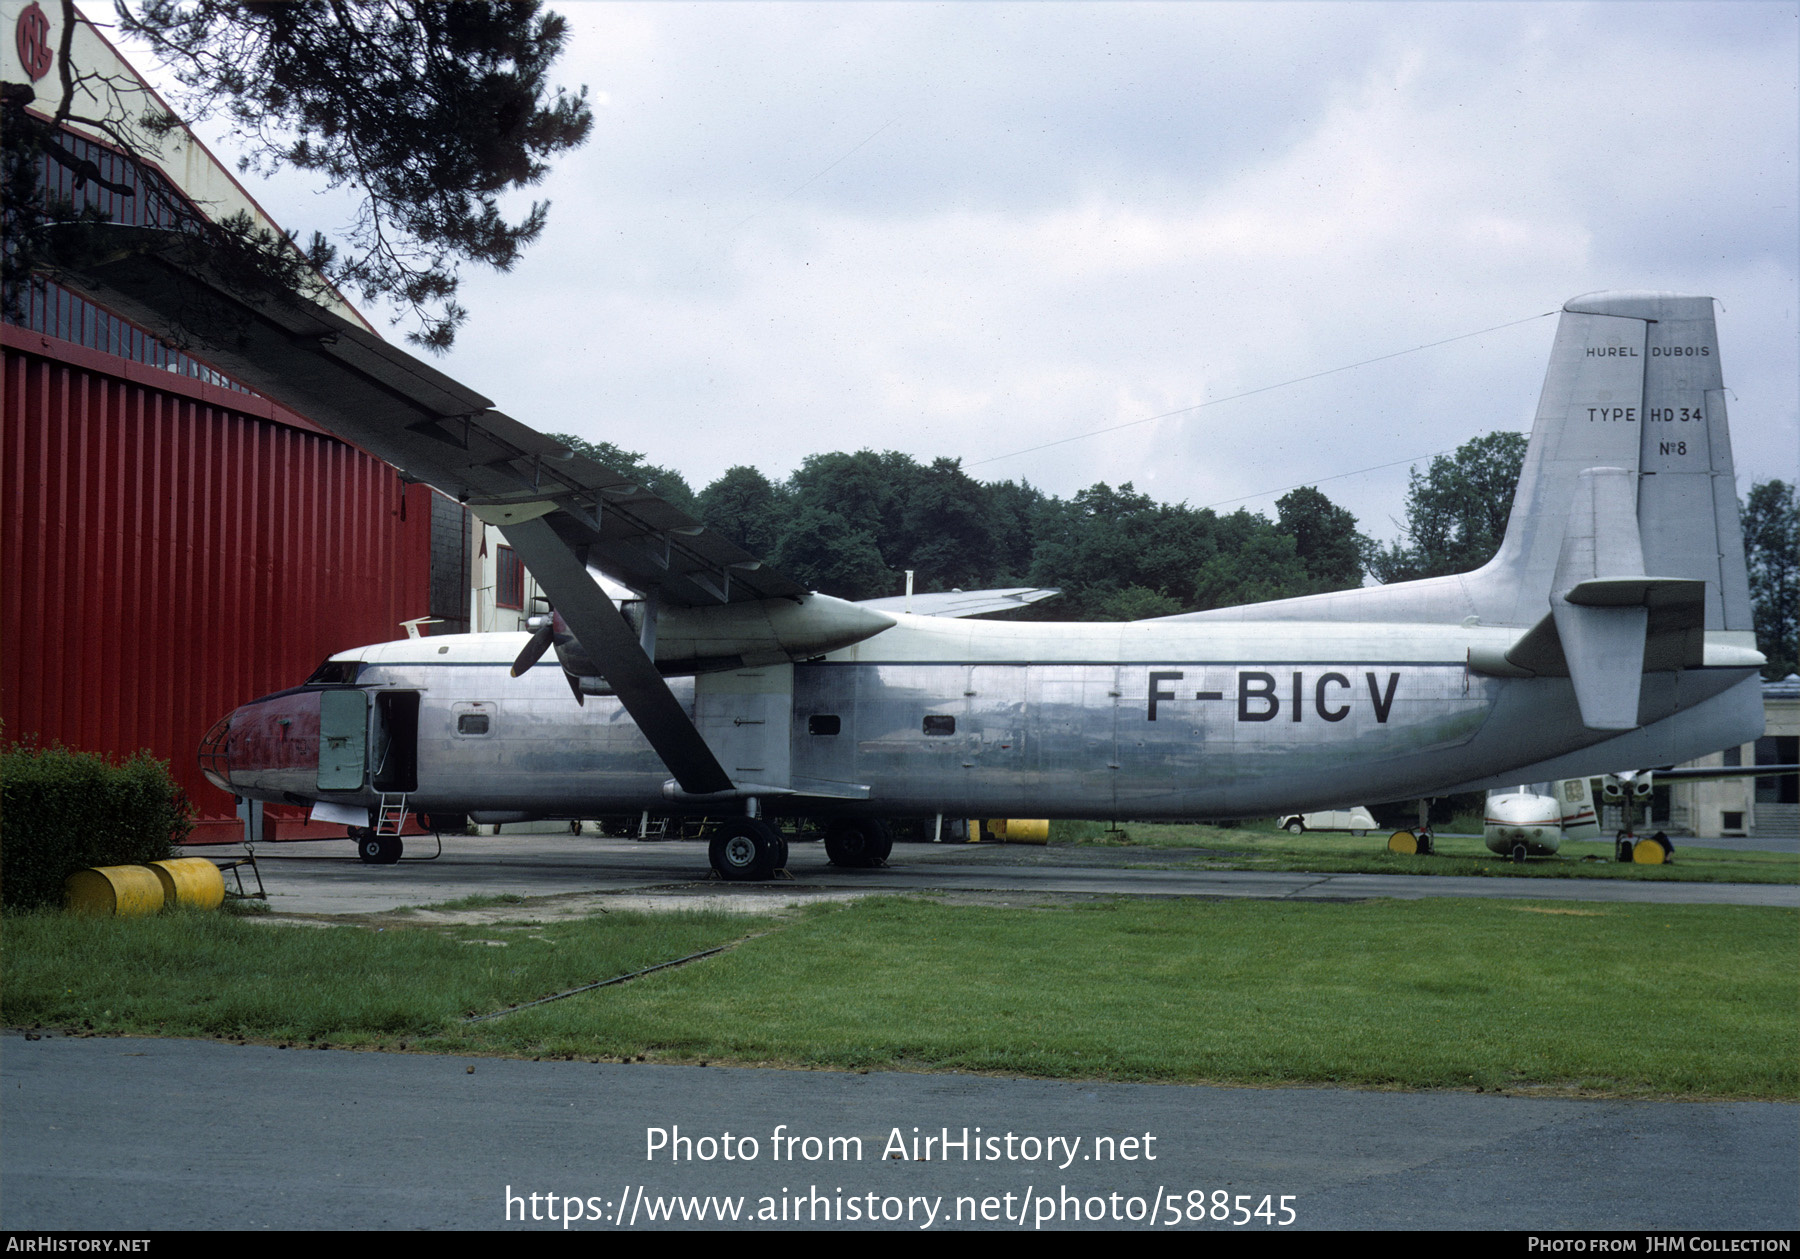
{"left": 196, "top": 691, "right": 322, "bottom": 800}
{"left": 198, "top": 709, "right": 240, "bottom": 794}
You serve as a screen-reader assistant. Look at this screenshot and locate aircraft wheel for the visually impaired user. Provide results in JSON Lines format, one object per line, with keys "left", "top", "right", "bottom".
{"left": 1284, "top": 819, "right": 1306, "bottom": 834}
{"left": 353, "top": 828, "right": 379, "bottom": 864}
{"left": 1616, "top": 838, "right": 1635, "bottom": 863}
{"left": 1386, "top": 829, "right": 1417, "bottom": 855}
{"left": 825, "top": 818, "right": 891, "bottom": 868}
{"left": 1510, "top": 842, "right": 1527, "bottom": 864}
{"left": 356, "top": 830, "right": 402, "bottom": 865}
{"left": 1416, "top": 832, "right": 1434, "bottom": 856}
{"left": 709, "top": 818, "right": 781, "bottom": 881}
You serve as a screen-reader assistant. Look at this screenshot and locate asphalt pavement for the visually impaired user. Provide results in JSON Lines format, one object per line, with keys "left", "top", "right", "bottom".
{"left": 3, "top": 1033, "right": 1794, "bottom": 1231}
{"left": 207, "top": 830, "right": 1799, "bottom": 916}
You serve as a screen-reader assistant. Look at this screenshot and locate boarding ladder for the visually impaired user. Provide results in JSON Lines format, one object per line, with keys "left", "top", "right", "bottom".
{"left": 376, "top": 793, "right": 410, "bottom": 836}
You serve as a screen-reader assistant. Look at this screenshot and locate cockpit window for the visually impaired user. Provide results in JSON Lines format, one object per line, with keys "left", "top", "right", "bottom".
{"left": 303, "top": 659, "right": 363, "bottom": 686}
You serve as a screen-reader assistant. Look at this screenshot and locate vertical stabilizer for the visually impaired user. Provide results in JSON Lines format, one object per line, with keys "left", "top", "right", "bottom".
{"left": 1482, "top": 292, "right": 1752, "bottom": 634}
{"left": 1483, "top": 303, "right": 1647, "bottom": 624}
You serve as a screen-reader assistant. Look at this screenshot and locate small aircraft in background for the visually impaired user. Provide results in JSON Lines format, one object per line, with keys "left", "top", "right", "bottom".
{"left": 1483, "top": 778, "right": 1603, "bottom": 863}
{"left": 1483, "top": 764, "right": 1797, "bottom": 864}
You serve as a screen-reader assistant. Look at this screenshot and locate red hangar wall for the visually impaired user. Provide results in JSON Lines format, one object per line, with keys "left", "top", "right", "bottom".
{"left": 2, "top": 1, "right": 446, "bottom": 839}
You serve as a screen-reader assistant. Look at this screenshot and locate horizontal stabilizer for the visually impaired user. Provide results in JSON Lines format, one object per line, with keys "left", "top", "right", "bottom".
{"left": 858, "top": 587, "right": 1062, "bottom": 618}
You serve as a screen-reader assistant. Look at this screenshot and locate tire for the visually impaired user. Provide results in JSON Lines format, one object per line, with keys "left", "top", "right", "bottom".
{"left": 1416, "top": 833, "right": 1434, "bottom": 856}
{"left": 824, "top": 818, "right": 891, "bottom": 868}
{"left": 1511, "top": 842, "right": 1527, "bottom": 864}
{"left": 354, "top": 827, "right": 382, "bottom": 865}
{"left": 1284, "top": 819, "right": 1305, "bottom": 834}
{"left": 358, "top": 830, "right": 402, "bottom": 865}
{"left": 708, "top": 817, "right": 780, "bottom": 881}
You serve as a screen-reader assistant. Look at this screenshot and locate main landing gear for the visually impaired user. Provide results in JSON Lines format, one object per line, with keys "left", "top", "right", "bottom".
{"left": 709, "top": 817, "right": 789, "bottom": 882}
{"left": 824, "top": 817, "right": 892, "bottom": 868}
{"left": 702, "top": 814, "right": 892, "bottom": 881}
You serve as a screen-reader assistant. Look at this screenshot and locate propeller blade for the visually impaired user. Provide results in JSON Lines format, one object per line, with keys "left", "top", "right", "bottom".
{"left": 510, "top": 620, "right": 555, "bottom": 677}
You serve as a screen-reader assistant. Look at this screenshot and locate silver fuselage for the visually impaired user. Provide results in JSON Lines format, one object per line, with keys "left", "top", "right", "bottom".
{"left": 213, "top": 614, "right": 1760, "bottom": 822}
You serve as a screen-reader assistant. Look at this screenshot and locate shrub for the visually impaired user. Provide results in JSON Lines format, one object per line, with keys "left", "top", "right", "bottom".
{"left": 1, "top": 744, "right": 193, "bottom": 911}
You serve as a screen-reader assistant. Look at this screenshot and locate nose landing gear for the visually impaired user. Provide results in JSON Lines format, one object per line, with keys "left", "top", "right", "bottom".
{"left": 352, "top": 827, "right": 403, "bottom": 865}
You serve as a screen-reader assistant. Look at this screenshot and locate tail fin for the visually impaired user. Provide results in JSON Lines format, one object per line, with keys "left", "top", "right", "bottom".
{"left": 1163, "top": 291, "right": 1755, "bottom": 637}
{"left": 1483, "top": 291, "right": 1753, "bottom": 633}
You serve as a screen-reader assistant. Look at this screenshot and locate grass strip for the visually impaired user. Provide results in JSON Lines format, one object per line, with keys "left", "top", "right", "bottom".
{"left": 1055, "top": 822, "right": 1798, "bottom": 884}
{"left": 7, "top": 897, "right": 1793, "bottom": 1098}
{"left": 2, "top": 907, "right": 762, "bottom": 1047}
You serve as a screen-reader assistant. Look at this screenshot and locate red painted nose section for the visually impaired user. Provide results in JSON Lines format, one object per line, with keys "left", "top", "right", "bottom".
{"left": 197, "top": 690, "right": 323, "bottom": 798}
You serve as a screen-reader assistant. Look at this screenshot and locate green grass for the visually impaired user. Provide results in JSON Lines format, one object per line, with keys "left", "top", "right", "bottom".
{"left": 415, "top": 892, "right": 533, "bottom": 912}
{"left": 1053, "top": 821, "right": 1798, "bottom": 883}
{"left": 2, "top": 907, "right": 761, "bottom": 1046}
{"left": 6, "top": 897, "right": 1795, "bottom": 1098}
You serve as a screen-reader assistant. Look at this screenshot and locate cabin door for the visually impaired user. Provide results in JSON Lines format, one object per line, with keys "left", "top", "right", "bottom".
{"left": 318, "top": 689, "right": 368, "bottom": 791}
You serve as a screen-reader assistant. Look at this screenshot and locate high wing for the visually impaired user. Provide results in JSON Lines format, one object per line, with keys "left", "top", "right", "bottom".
{"left": 52, "top": 228, "right": 893, "bottom": 794}
{"left": 857, "top": 587, "right": 1061, "bottom": 618}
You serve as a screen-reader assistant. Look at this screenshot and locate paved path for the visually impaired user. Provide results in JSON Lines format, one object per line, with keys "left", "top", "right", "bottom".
{"left": 3, "top": 1033, "right": 1793, "bottom": 1231}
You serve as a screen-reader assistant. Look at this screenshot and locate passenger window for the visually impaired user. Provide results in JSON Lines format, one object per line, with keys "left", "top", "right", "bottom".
{"left": 808, "top": 715, "right": 841, "bottom": 736}
{"left": 922, "top": 715, "right": 956, "bottom": 736}
{"left": 457, "top": 714, "right": 490, "bottom": 735}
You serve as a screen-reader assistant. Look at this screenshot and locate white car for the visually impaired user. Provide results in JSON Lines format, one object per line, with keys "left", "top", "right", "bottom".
{"left": 1278, "top": 807, "right": 1377, "bottom": 836}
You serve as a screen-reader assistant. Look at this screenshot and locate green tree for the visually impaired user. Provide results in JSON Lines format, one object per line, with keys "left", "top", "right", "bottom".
{"left": 106, "top": 0, "right": 593, "bottom": 349}
{"left": 1368, "top": 431, "right": 1527, "bottom": 582}
{"left": 768, "top": 502, "right": 892, "bottom": 600}
{"left": 697, "top": 465, "right": 786, "bottom": 557}
{"left": 1743, "top": 480, "right": 1798, "bottom": 680}
{"left": 1190, "top": 512, "right": 1310, "bottom": 610}
{"left": 1275, "top": 485, "right": 1365, "bottom": 593}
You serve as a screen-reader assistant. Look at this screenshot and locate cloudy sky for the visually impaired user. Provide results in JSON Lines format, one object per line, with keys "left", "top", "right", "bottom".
{"left": 122, "top": 1, "right": 1799, "bottom": 541}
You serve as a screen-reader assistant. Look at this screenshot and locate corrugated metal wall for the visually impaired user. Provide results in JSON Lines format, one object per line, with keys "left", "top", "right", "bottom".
{"left": 2, "top": 336, "right": 433, "bottom": 837}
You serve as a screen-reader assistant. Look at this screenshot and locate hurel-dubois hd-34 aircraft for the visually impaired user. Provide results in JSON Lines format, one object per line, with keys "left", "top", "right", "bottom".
{"left": 54, "top": 249, "right": 1771, "bottom": 880}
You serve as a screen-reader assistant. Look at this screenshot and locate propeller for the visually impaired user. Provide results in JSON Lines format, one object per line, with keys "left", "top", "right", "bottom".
{"left": 510, "top": 611, "right": 596, "bottom": 706}
{"left": 510, "top": 617, "right": 555, "bottom": 677}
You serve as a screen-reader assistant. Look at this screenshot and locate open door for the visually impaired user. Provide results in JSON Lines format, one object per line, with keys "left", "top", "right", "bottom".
{"left": 372, "top": 691, "right": 420, "bottom": 793}
{"left": 318, "top": 689, "right": 368, "bottom": 791}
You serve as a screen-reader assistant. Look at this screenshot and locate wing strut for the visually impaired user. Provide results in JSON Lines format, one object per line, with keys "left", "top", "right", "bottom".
{"left": 498, "top": 516, "right": 733, "bottom": 795}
